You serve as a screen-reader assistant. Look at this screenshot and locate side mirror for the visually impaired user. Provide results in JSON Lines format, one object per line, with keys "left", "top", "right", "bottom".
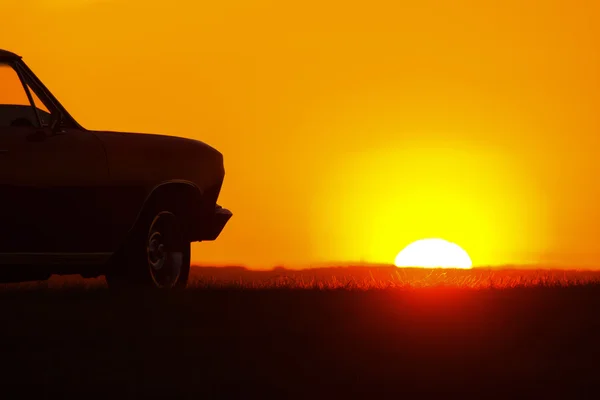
{"left": 50, "top": 113, "right": 65, "bottom": 134}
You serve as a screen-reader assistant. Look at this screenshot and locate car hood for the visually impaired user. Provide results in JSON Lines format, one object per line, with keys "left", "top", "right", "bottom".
{"left": 94, "top": 130, "right": 221, "bottom": 154}
{"left": 91, "top": 130, "right": 225, "bottom": 190}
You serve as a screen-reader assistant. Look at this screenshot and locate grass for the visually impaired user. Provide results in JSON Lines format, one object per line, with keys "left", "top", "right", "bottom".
{"left": 7, "top": 265, "right": 600, "bottom": 290}
{"left": 2, "top": 266, "right": 600, "bottom": 398}
{"left": 186, "top": 266, "right": 600, "bottom": 289}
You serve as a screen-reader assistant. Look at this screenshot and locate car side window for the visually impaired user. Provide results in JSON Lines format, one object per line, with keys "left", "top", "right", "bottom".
{"left": 0, "top": 63, "right": 38, "bottom": 128}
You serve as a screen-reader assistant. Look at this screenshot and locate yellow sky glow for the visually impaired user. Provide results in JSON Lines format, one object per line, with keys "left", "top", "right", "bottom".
{"left": 2, "top": 0, "right": 600, "bottom": 268}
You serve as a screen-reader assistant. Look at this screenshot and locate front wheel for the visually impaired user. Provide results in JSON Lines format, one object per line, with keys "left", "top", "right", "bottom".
{"left": 106, "top": 210, "right": 191, "bottom": 290}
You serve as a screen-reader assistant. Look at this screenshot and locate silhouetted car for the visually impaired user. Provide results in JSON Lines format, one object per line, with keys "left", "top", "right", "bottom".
{"left": 0, "top": 49, "right": 232, "bottom": 289}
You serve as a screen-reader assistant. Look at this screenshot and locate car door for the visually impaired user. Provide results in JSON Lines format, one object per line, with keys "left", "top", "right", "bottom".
{"left": 0, "top": 61, "right": 111, "bottom": 261}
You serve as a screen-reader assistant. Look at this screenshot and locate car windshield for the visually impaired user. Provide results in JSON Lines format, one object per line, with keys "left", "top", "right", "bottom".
{"left": 0, "top": 63, "right": 52, "bottom": 128}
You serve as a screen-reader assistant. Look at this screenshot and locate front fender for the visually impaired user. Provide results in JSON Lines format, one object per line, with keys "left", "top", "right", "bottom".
{"left": 127, "top": 180, "right": 203, "bottom": 236}
{"left": 125, "top": 180, "right": 231, "bottom": 243}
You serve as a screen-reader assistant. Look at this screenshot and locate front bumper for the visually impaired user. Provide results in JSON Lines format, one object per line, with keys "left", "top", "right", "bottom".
{"left": 202, "top": 205, "right": 232, "bottom": 241}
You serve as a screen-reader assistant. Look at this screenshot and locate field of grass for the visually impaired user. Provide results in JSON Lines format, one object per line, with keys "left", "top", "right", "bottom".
{"left": 183, "top": 265, "right": 600, "bottom": 289}
{"left": 8, "top": 265, "right": 600, "bottom": 290}
{"left": 2, "top": 266, "right": 600, "bottom": 398}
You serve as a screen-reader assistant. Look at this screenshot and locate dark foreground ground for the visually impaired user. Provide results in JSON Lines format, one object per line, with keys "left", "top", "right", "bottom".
{"left": 2, "top": 267, "right": 600, "bottom": 398}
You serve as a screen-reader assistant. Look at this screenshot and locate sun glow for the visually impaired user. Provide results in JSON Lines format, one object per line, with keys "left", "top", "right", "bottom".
{"left": 394, "top": 238, "right": 473, "bottom": 269}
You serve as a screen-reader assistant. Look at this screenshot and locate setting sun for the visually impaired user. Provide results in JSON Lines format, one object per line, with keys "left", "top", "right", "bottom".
{"left": 394, "top": 238, "right": 473, "bottom": 269}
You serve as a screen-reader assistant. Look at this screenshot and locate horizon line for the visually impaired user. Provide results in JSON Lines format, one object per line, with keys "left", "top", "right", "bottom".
{"left": 190, "top": 263, "right": 600, "bottom": 271}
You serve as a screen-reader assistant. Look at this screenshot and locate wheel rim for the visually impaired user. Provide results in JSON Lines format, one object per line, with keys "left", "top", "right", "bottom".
{"left": 146, "top": 212, "right": 183, "bottom": 288}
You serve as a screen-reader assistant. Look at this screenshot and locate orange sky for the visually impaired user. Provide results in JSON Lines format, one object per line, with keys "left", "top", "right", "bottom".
{"left": 2, "top": 0, "right": 600, "bottom": 268}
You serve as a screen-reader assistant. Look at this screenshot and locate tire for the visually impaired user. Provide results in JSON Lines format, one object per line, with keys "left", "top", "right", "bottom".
{"left": 106, "top": 209, "right": 191, "bottom": 290}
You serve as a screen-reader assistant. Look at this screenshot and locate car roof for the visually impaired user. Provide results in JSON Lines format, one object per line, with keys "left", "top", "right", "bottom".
{"left": 0, "top": 49, "right": 22, "bottom": 60}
